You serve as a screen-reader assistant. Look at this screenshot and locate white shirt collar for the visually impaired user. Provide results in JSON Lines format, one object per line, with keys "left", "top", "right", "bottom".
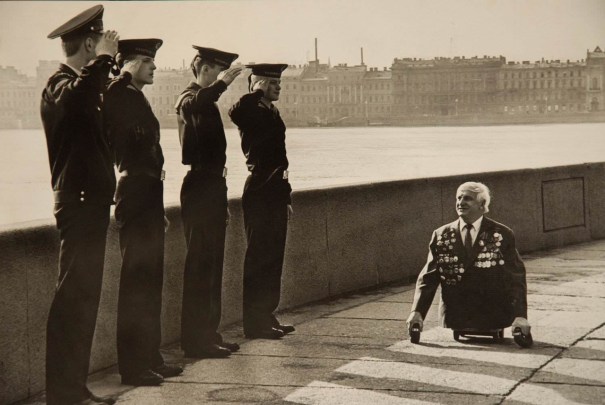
{"left": 459, "top": 215, "right": 483, "bottom": 232}
{"left": 64, "top": 63, "right": 81, "bottom": 75}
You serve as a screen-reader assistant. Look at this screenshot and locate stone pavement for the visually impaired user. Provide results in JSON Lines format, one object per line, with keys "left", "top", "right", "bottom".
{"left": 20, "top": 240, "right": 605, "bottom": 404}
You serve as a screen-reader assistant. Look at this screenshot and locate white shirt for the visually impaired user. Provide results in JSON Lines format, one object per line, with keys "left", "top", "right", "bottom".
{"left": 459, "top": 216, "right": 483, "bottom": 246}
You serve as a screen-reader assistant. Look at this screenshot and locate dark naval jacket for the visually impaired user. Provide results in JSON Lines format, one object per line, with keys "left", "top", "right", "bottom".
{"left": 40, "top": 55, "right": 116, "bottom": 204}
{"left": 103, "top": 72, "right": 164, "bottom": 175}
{"left": 228, "top": 89, "right": 291, "bottom": 204}
{"left": 175, "top": 80, "right": 228, "bottom": 174}
{"left": 411, "top": 216, "right": 528, "bottom": 330}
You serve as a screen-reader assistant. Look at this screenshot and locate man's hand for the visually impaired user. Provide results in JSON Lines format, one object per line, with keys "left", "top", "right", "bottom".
{"left": 164, "top": 216, "right": 170, "bottom": 233}
{"left": 252, "top": 79, "right": 269, "bottom": 94}
{"left": 218, "top": 67, "right": 243, "bottom": 86}
{"left": 511, "top": 317, "right": 531, "bottom": 335}
{"left": 287, "top": 204, "right": 293, "bottom": 221}
{"left": 121, "top": 58, "right": 142, "bottom": 76}
{"left": 406, "top": 311, "right": 424, "bottom": 333}
{"left": 226, "top": 207, "right": 231, "bottom": 227}
{"left": 96, "top": 30, "right": 119, "bottom": 57}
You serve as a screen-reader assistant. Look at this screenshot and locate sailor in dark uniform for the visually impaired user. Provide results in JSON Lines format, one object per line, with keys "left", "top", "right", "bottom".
{"left": 41, "top": 5, "right": 118, "bottom": 404}
{"left": 175, "top": 46, "right": 243, "bottom": 358}
{"left": 104, "top": 38, "right": 182, "bottom": 387}
{"left": 407, "top": 182, "right": 531, "bottom": 338}
{"left": 229, "top": 64, "right": 295, "bottom": 339}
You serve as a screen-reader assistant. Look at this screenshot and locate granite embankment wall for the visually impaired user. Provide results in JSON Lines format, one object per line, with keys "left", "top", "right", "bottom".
{"left": 2, "top": 162, "right": 604, "bottom": 403}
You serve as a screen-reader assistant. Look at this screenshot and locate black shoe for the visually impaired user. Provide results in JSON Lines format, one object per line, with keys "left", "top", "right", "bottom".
{"left": 121, "top": 369, "right": 164, "bottom": 386}
{"left": 220, "top": 341, "right": 240, "bottom": 352}
{"left": 277, "top": 324, "right": 295, "bottom": 334}
{"left": 245, "top": 327, "right": 285, "bottom": 339}
{"left": 184, "top": 344, "right": 231, "bottom": 358}
{"left": 152, "top": 363, "right": 183, "bottom": 378}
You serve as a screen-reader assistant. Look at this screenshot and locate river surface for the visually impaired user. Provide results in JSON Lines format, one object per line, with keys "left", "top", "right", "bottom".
{"left": 2, "top": 123, "right": 604, "bottom": 226}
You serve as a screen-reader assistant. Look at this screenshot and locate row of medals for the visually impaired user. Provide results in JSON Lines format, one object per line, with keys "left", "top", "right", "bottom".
{"left": 437, "top": 231, "right": 462, "bottom": 285}
{"left": 436, "top": 231, "right": 506, "bottom": 286}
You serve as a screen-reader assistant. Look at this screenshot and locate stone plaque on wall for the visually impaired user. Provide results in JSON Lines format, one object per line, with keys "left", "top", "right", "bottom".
{"left": 542, "top": 178, "right": 586, "bottom": 232}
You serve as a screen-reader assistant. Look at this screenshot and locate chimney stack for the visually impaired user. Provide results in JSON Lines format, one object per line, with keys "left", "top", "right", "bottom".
{"left": 361, "top": 47, "right": 364, "bottom": 65}
{"left": 315, "top": 38, "right": 318, "bottom": 62}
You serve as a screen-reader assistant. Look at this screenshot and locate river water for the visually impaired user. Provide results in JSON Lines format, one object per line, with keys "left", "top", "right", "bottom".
{"left": 2, "top": 123, "right": 604, "bottom": 226}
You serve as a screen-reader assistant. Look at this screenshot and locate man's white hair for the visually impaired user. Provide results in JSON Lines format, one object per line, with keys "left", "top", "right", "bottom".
{"left": 457, "top": 181, "right": 491, "bottom": 213}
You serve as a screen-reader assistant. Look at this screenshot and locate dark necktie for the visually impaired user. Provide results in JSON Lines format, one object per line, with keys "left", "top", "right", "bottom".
{"left": 464, "top": 223, "right": 474, "bottom": 257}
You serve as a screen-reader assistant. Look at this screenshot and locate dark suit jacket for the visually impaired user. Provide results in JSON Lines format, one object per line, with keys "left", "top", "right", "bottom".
{"left": 411, "top": 216, "right": 527, "bottom": 330}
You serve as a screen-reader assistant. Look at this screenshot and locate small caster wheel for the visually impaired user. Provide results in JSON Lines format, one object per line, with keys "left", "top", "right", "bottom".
{"left": 410, "top": 323, "right": 421, "bottom": 344}
{"left": 513, "top": 327, "right": 533, "bottom": 348}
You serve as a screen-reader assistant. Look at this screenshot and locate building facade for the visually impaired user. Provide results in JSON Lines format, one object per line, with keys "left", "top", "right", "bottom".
{"left": 1, "top": 47, "right": 604, "bottom": 129}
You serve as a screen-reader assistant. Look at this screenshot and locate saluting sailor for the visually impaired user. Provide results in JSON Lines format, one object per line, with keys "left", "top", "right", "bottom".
{"left": 406, "top": 182, "right": 531, "bottom": 338}
{"left": 175, "top": 46, "right": 242, "bottom": 358}
{"left": 104, "top": 38, "right": 182, "bottom": 387}
{"left": 41, "top": 5, "right": 118, "bottom": 404}
{"left": 229, "top": 64, "right": 295, "bottom": 340}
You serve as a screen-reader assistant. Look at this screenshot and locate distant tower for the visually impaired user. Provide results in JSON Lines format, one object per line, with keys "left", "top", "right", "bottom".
{"left": 315, "top": 37, "right": 319, "bottom": 62}
{"left": 361, "top": 47, "right": 365, "bottom": 66}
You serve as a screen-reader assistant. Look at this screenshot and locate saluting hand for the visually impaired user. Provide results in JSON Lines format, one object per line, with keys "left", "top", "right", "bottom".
{"left": 252, "top": 79, "right": 269, "bottom": 94}
{"left": 122, "top": 58, "right": 143, "bottom": 76}
{"left": 219, "top": 66, "right": 243, "bottom": 86}
{"left": 96, "top": 30, "right": 119, "bottom": 57}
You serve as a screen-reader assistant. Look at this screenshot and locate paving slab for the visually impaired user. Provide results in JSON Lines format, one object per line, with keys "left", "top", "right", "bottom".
{"left": 335, "top": 357, "right": 530, "bottom": 395}
{"left": 387, "top": 339, "right": 559, "bottom": 368}
{"left": 528, "top": 294, "right": 605, "bottom": 312}
{"left": 538, "top": 278, "right": 605, "bottom": 298}
{"left": 563, "top": 338, "right": 605, "bottom": 360}
{"left": 327, "top": 301, "right": 408, "bottom": 320}
{"left": 505, "top": 382, "right": 605, "bottom": 405}
{"left": 236, "top": 334, "right": 400, "bottom": 360}
{"left": 118, "top": 383, "right": 295, "bottom": 405}
{"left": 531, "top": 357, "right": 605, "bottom": 385}
{"left": 284, "top": 381, "right": 501, "bottom": 405}
{"left": 586, "top": 325, "right": 605, "bottom": 339}
{"left": 295, "top": 317, "right": 405, "bottom": 339}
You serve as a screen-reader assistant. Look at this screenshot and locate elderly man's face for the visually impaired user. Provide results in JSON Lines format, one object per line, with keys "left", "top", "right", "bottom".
{"left": 456, "top": 189, "right": 484, "bottom": 223}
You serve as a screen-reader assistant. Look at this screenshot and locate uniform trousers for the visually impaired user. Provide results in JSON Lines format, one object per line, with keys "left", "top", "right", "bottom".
{"left": 115, "top": 175, "right": 165, "bottom": 377}
{"left": 241, "top": 175, "right": 289, "bottom": 333}
{"left": 46, "top": 202, "right": 110, "bottom": 405}
{"left": 180, "top": 171, "right": 228, "bottom": 350}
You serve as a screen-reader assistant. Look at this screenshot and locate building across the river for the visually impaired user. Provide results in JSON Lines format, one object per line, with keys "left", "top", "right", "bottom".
{"left": 1, "top": 46, "right": 604, "bottom": 129}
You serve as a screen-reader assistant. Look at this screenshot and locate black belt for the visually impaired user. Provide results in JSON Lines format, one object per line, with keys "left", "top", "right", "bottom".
{"left": 53, "top": 190, "right": 113, "bottom": 204}
{"left": 190, "top": 165, "right": 227, "bottom": 178}
{"left": 251, "top": 168, "right": 289, "bottom": 180}
{"left": 121, "top": 168, "right": 165, "bottom": 180}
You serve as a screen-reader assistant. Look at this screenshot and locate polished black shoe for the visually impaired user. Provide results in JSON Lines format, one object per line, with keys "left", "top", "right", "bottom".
{"left": 121, "top": 369, "right": 164, "bottom": 386}
{"left": 245, "top": 327, "right": 285, "bottom": 339}
{"left": 152, "top": 363, "right": 183, "bottom": 378}
{"left": 184, "top": 343, "right": 231, "bottom": 358}
{"left": 220, "top": 341, "right": 240, "bottom": 352}
{"left": 277, "top": 324, "right": 296, "bottom": 334}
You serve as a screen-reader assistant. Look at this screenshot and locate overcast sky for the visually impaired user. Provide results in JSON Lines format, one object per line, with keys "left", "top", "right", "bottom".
{"left": 1, "top": 0, "right": 604, "bottom": 76}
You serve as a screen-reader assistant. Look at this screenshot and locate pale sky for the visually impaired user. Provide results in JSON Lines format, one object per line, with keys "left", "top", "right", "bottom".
{"left": 1, "top": 0, "right": 604, "bottom": 76}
